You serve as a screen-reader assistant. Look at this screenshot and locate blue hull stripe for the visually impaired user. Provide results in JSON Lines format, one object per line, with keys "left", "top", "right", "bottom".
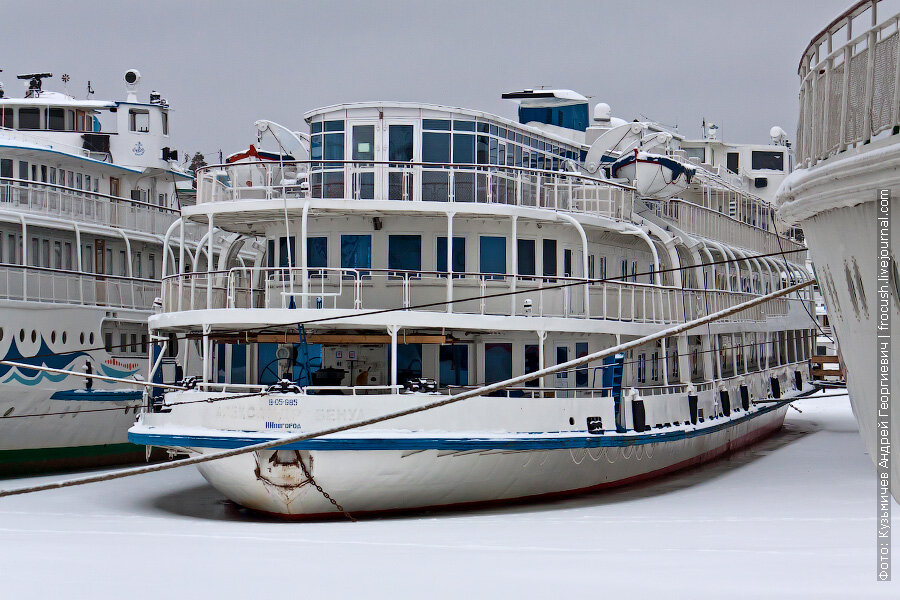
{"left": 129, "top": 400, "right": 791, "bottom": 451}
{"left": 50, "top": 389, "right": 143, "bottom": 402}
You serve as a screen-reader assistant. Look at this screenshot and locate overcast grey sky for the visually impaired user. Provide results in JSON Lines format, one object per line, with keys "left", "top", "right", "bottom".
{"left": 0, "top": 0, "right": 851, "bottom": 159}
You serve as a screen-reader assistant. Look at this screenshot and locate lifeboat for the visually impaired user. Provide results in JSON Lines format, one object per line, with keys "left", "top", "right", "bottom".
{"left": 611, "top": 150, "right": 696, "bottom": 199}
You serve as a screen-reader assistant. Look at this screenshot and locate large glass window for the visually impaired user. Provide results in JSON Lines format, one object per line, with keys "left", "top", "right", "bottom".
{"left": 129, "top": 109, "right": 150, "bottom": 133}
{"left": 542, "top": 239, "right": 557, "bottom": 277}
{"left": 48, "top": 108, "right": 65, "bottom": 131}
{"left": 439, "top": 344, "right": 468, "bottom": 387}
{"left": 422, "top": 132, "right": 450, "bottom": 163}
{"left": 340, "top": 234, "right": 371, "bottom": 271}
{"left": 0, "top": 159, "right": 11, "bottom": 179}
{"left": 388, "top": 234, "right": 421, "bottom": 273}
{"left": 517, "top": 239, "right": 536, "bottom": 276}
{"left": 396, "top": 343, "right": 422, "bottom": 385}
{"left": 388, "top": 125, "right": 414, "bottom": 162}
{"left": 436, "top": 236, "right": 465, "bottom": 274}
{"left": 452, "top": 133, "right": 475, "bottom": 164}
{"left": 479, "top": 236, "right": 506, "bottom": 277}
{"left": 1, "top": 107, "right": 12, "bottom": 128}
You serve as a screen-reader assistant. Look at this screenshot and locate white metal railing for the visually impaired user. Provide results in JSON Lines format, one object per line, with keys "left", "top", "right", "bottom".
{"left": 0, "top": 126, "right": 99, "bottom": 159}
{"left": 161, "top": 267, "right": 791, "bottom": 323}
{"left": 0, "top": 178, "right": 183, "bottom": 237}
{"left": 645, "top": 198, "right": 807, "bottom": 256}
{"left": 195, "top": 160, "right": 636, "bottom": 221}
{"left": 797, "top": 0, "right": 900, "bottom": 165}
{"left": 0, "top": 263, "right": 160, "bottom": 310}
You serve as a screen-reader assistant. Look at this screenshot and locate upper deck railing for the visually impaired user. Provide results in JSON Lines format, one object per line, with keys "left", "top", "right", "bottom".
{"left": 0, "top": 177, "right": 191, "bottom": 238}
{"left": 196, "top": 160, "right": 636, "bottom": 221}
{"left": 796, "top": 0, "right": 900, "bottom": 166}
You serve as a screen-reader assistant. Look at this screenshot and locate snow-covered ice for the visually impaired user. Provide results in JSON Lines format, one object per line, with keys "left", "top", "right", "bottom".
{"left": 0, "top": 392, "right": 896, "bottom": 599}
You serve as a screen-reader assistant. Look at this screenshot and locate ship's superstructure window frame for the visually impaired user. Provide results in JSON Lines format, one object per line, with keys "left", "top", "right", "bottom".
{"left": 751, "top": 150, "right": 784, "bottom": 171}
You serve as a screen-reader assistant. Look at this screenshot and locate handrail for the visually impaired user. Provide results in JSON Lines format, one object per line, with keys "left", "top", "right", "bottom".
{"left": 0, "top": 176, "right": 179, "bottom": 213}
{"left": 0, "top": 261, "right": 159, "bottom": 284}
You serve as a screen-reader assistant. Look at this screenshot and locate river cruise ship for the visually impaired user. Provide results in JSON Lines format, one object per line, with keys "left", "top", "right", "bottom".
{"left": 777, "top": 0, "right": 900, "bottom": 500}
{"left": 0, "top": 69, "right": 211, "bottom": 473}
{"left": 131, "top": 90, "right": 817, "bottom": 517}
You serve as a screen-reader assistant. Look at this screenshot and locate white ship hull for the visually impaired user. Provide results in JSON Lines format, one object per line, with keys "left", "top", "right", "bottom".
{"left": 778, "top": 143, "right": 900, "bottom": 500}
{"left": 0, "top": 302, "right": 145, "bottom": 473}
{"left": 133, "top": 367, "right": 809, "bottom": 517}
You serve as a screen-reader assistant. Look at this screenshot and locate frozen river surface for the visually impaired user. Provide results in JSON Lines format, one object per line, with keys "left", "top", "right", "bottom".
{"left": 0, "top": 392, "right": 896, "bottom": 599}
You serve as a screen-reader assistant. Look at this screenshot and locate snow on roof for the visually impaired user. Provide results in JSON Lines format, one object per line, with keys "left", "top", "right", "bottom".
{"left": 0, "top": 90, "right": 115, "bottom": 110}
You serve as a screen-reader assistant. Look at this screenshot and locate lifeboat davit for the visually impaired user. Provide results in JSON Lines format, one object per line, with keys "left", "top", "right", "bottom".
{"left": 611, "top": 150, "right": 696, "bottom": 199}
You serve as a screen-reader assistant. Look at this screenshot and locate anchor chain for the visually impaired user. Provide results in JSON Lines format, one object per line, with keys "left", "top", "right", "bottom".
{"left": 297, "top": 455, "right": 356, "bottom": 522}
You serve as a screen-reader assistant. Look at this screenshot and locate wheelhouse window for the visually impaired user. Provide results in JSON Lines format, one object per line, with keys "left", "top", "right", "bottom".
{"left": 18, "top": 108, "right": 40, "bottom": 129}
{"left": 129, "top": 109, "right": 150, "bottom": 133}
{"left": 48, "top": 107, "right": 65, "bottom": 131}
{"left": 684, "top": 147, "right": 705, "bottom": 163}
{"left": 518, "top": 103, "right": 589, "bottom": 132}
{"left": 0, "top": 107, "right": 12, "bottom": 128}
{"left": 751, "top": 151, "right": 784, "bottom": 171}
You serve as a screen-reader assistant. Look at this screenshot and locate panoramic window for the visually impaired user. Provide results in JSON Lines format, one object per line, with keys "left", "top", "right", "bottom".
{"left": 518, "top": 103, "right": 589, "bottom": 132}
{"left": 422, "top": 132, "right": 450, "bottom": 163}
{"left": 48, "top": 108, "right": 65, "bottom": 131}
{"left": 388, "top": 125, "right": 413, "bottom": 162}
{"left": 18, "top": 108, "right": 40, "bottom": 129}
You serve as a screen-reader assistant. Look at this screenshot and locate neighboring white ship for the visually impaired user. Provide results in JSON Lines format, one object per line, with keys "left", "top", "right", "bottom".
{"left": 777, "top": 0, "right": 899, "bottom": 501}
{"left": 0, "top": 69, "right": 209, "bottom": 473}
{"left": 130, "top": 90, "right": 816, "bottom": 517}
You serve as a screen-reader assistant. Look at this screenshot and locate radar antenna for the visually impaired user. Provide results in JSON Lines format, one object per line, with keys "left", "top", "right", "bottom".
{"left": 17, "top": 72, "right": 52, "bottom": 98}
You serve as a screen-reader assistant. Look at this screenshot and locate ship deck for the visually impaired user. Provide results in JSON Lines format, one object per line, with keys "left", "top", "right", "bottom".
{"left": 0, "top": 391, "right": 895, "bottom": 598}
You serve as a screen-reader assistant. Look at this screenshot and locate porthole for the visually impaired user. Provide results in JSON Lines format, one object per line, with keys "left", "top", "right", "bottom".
{"left": 50, "top": 331, "right": 56, "bottom": 344}
{"left": 852, "top": 260, "right": 868, "bottom": 316}
{"left": 31, "top": 330, "right": 36, "bottom": 343}
{"left": 19, "top": 329, "right": 25, "bottom": 342}
{"left": 0, "top": 327, "right": 3, "bottom": 341}
{"left": 844, "top": 264, "right": 860, "bottom": 317}
{"left": 79, "top": 332, "right": 85, "bottom": 345}
{"left": 568, "top": 417, "right": 575, "bottom": 426}
{"left": 62, "top": 332, "right": 67, "bottom": 344}
{"left": 89, "top": 332, "right": 95, "bottom": 345}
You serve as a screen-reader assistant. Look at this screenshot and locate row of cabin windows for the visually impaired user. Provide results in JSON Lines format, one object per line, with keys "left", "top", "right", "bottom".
{"left": 0, "top": 157, "right": 100, "bottom": 193}
{"left": 0, "top": 231, "right": 156, "bottom": 278}
{"left": 266, "top": 234, "right": 651, "bottom": 283}
{"left": 104, "top": 331, "right": 149, "bottom": 355}
{"left": 310, "top": 119, "right": 580, "bottom": 169}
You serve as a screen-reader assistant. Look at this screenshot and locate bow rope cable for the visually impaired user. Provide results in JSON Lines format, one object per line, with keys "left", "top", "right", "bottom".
{"left": 0, "top": 278, "right": 814, "bottom": 499}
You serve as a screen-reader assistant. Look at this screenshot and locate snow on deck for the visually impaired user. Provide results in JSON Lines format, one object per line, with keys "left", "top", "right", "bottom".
{"left": 0, "top": 392, "right": 896, "bottom": 599}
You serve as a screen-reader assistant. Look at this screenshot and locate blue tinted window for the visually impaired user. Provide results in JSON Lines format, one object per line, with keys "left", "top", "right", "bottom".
{"left": 439, "top": 345, "right": 468, "bottom": 387}
{"left": 341, "top": 235, "right": 371, "bottom": 270}
{"left": 517, "top": 239, "right": 535, "bottom": 276}
{"left": 453, "top": 134, "right": 475, "bottom": 163}
{"left": 453, "top": 120, "right": 476, "bottom": 131}
{"left": 518, "top": 104, "right": 589, "bottom": 132}
{"left": 310, "top": 135, "right": 322, "bottom": 160}
{"left": 423, "top": 132, "right": 450, "bottom": 163}
{"left": 231, "top": 344, "right": 247, "bottom": 385}
{"left": 388, "top": 235, "right": 421, "bottom": 272}
{"left": 307, "top": 237, "right": 327, "bottom": 268}
{"left": 324, "top": 120, "right": 344, "bottom": 132}
{"left": 437, "top": 236, "right": 465, "bottom": 273}
{"left": 484, "top": 342, "right": 512, "bottom": 392}
{"left": 524, "top": 344, "right": 540, "bottom": 387}
{"left": 279, "top": 236, "right": 295, "bottom": 267}
{"left": 480, "top": 236, "right": 506, "bottom": 276}
{"left": 310, "top": 121, "right": 323, "bottom": 134}
{"left": 543, "top": 239, "right": 557, "bottom": 276}
{"left": 477, "top": 122, "right": 489, "bottom": 133}
{"left": 324, "top": 133, "right": 344, "bottom": 160}
{"left": 423, "top": 119, "right": 450, "bottom": 130}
